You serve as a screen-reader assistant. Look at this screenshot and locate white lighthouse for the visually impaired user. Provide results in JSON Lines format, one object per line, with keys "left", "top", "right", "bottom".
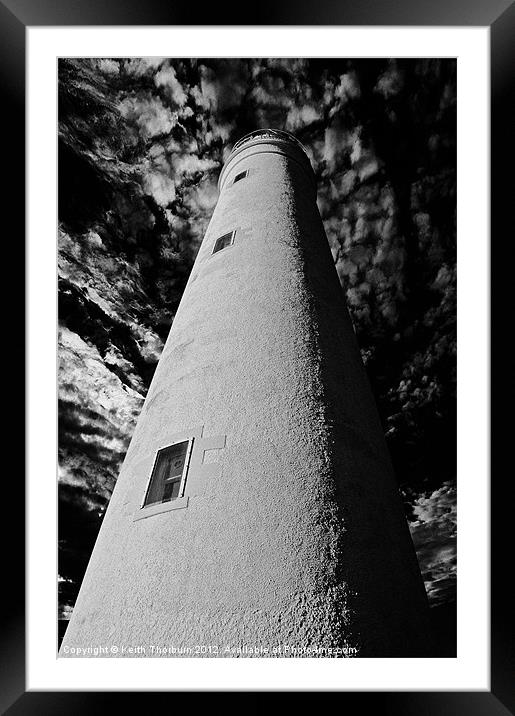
{"left": 60, "top": 129, "right": 430, "bottom": 657}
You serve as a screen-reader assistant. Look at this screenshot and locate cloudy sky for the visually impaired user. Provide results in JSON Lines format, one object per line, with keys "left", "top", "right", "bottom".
{"left": 58, "top": 58, "right": 456, "bottom": 627}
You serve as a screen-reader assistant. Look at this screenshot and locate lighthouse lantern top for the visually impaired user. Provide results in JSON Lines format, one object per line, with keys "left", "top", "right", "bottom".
{"left": 218, "top": 127, "right": 315, "bottom": 194}
{"left": 231, "top": 129, "right": 309, "bottom": 156}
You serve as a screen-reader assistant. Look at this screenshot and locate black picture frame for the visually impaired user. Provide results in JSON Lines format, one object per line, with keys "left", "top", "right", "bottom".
{"left": 4, "top": 0, "right": 511, "bottom": 711}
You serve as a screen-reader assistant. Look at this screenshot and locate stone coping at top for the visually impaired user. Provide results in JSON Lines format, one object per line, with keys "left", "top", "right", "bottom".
{"left": 231, "top": 129, "right": 309, "bottom": 156}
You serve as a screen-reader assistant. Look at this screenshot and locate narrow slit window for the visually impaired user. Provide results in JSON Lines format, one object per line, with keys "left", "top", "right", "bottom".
{"left": 142, "top": 439, "right": 193, "bottom": 507}
{"left": 233, "top": 170, "right": 248, "bottom": 184}
{"left": 213, "top": 231, "right": 235, "bottom": 254}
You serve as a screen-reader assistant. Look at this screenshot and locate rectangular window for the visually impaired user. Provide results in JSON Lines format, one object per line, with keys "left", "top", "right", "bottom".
{"left": 142, "top": 439, "right": 193, "bottom": 507}
{"left": 213, "top": 231, "right": 235, "bottom": 254}
{"left": 233, "top": 170, "right": 248, "bottom": 184}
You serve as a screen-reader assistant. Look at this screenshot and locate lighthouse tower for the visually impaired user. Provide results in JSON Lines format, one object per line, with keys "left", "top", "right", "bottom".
{"left": 61, "top": 129, "right": 430, "bottom": 657}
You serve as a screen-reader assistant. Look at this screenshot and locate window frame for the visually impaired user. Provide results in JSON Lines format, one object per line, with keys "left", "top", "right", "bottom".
{"left": 233, "top": 169, "right": 249, "bottom": 184}
{"left": 212, "top": 230, "right": 236, "bottom": 255}
{"left": 140, "top": 437, "right": 194, "bottom": 509}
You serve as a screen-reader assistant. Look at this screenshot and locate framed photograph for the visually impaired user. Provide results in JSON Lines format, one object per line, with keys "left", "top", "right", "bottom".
{"left": 4, "top": 0, "right": 509, "bottom": 711}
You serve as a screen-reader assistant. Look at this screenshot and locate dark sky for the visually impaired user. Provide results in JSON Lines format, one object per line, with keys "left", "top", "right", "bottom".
{"left": 58, "top": 58, "right": 456, "bottom": 620}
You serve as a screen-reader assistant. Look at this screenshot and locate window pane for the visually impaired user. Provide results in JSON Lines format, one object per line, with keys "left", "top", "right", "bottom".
{"left": 162, "top": 479, "right": 181, "bottom": 502}
{"left": 144, "top": 441, "right": 189, "bottom": 506}
{"left": 213, "top": 232, "right": 234, "bottom": 254}
{"left": 234, "top": 170, "right": 247, "bottom": 183}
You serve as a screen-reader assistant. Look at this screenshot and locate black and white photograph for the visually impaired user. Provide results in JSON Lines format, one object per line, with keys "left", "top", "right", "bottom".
{"left": 0, "top": 0, "right": 505, "bottom": 705}
{"left": 57, "top": 57, "right": 457, "bottom": 659}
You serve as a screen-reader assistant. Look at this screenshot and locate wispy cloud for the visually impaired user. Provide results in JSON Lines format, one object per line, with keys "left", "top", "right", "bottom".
{"left": 409, "top": 482, "right": 457, "bottom": 606}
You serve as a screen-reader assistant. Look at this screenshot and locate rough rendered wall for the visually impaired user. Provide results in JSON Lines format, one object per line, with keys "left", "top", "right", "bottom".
{"left": 61, "top": 137, "right": 430, "bottom": 658}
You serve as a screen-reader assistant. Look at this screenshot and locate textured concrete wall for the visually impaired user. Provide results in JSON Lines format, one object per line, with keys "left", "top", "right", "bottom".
{"left": 61, "top": 132, "right": 430, "bottom": 658}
